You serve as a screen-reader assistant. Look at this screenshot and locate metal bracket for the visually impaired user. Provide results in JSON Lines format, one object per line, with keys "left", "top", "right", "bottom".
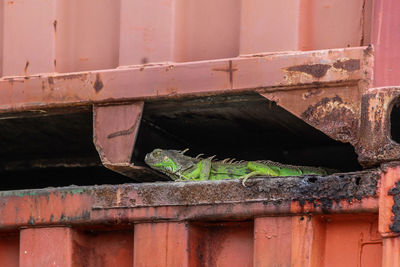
{"left": 261, "top": 86, "right": 400, "bottom": 168}
{"left": 93, "top": 102, "right": 167, "bottom": 182}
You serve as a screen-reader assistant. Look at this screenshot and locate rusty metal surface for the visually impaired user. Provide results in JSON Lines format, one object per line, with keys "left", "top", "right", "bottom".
{"left": 357, "top": 88, "right": 400, "bottom": 166}
{"left": 377, "top": 163, "right": 400, "bottom": 267}
{"left": 257, "top": 46, "right": 375, "bottom": 166}
{"left": 92, "top": 102, "right": 166, "bottom": 181}
{"left": 0, "top": 169, "right": 379, "bottom": 230}
{"left": 0, "top": 47, "right": 369, "bottom": 116}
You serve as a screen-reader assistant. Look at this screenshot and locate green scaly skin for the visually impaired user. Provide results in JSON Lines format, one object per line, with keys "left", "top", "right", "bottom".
{"left": 145, "top": 149, "right": 330, "bottom": 185}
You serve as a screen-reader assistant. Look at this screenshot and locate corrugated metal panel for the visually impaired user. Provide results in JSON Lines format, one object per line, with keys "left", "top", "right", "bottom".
{"left": 3, "top": 0, "right": 400, "bottom": 266}
{"left": 0, "top": 0, "right": 370, "bottom": 76}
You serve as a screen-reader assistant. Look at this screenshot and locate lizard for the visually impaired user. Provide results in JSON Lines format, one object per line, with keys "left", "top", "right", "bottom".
{"left": 144, "top": 148, "right": 332, "bottom": 186}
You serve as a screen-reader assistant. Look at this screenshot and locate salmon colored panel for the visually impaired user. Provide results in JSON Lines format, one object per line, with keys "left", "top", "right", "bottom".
{"left": 72, "top": 230, "right": 133, "bottom": 267}
{"left": 190, "top": 222, "right": 253, "bottom": 267}
{"left": 322, "top": 215, "right": 382, "bottom": 267}
{"left": 382, "top": 238, "right": 400, "bottom": 267}
{"left": 254, "top": 217, "right": 291, "bottom": 267}
{"left": 0, "top": 2, "right": 3, "bottom": 77}
{"left": 55, "top": 0, "right": 120, "bottom": 72}
{"left": 378, "top": 166, "right": 400, "bottom": 236}
{"left": 0, "top": 234, "right": 19, "bottom": 267}
{"left": 20, "top": 227, "right": 73, "bottom": 267}
{"left": 3, "top": 0, "right": 56, "bottom": 76}
{"left": 291, "top": 216, "right": 326, "bottom": 267}
{"left": 299, "top": 0, "right": 367, "bottom": 51}
{"left": 239, "top": 0, "right": 301, "bottom": 54}
{"left": 134, "top": 222, "right": 189, "bottom": 267}
{"left": 174, "top": 0, "right": 240, "bottom": 62}
{"left": 362, "top": 243, "right": 383, "bottom": 267}
{"left": 119, "top": 0, "right": 175, "bottom": 65}
{"left": 372, "top": 0, "right": 400, "bottom": 86}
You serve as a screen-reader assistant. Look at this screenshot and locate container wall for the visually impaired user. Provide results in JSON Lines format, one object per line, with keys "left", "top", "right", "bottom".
{"left": 0, "top": 215, "right": 382, "bottom": 266}
{"left": 0, "top": 234, "right": 19, "bottom": 267}
{"left": 0, "top": 0, "right": 371, "bottom": 76}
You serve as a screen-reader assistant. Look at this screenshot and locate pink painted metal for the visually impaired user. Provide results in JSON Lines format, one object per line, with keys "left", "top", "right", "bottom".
{"left": 0, "top": 46, "right": 370, "bottom": 115}
{"left": 0, "top": 0, "right": 370, "bottom": 76}
{"left": 372, "top": 0, "right": 400, "bottom": 87}
{"left": 3, "top": 0, "right": 57, "bottom": 76}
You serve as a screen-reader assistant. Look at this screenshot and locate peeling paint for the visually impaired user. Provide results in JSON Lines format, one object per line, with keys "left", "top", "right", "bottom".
{"left": 286, "top": 64, "right": 331, "bottom": 78}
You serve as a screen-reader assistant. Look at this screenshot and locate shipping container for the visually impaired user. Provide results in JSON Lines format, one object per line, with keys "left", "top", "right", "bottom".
{"left": 1, "top": 0, "right": 400, "bottom": 266}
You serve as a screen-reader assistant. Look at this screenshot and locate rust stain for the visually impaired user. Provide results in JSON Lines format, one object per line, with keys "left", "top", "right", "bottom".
{"left": 301, "top": 95, "right": 359, "bottom": 144}
{"left": 107, "top": 115, "right": 141, "bottom": 139}
{"left": 93, "top": 74, "right": 104, "bottom": 93}
{"left": 389, "top": 180, "right": 400, "bottom": 233}
{"left": 166, "top": 87, "right": 178, "bottom": 95}
{"left": 141, "top": 57, "right": 148, "bottom": 64}
{"left": 364, "top": 44, "right": 373, "bottom": 57}
{"left": 212, "top": 60, "right": 238, "bottom": 89}
{"left": 8, "top": 1, "right": 14, "bottom": 5}
{"left": 302, "top": 89, "right": 323, "bottom": 99}
{"left": 53, "top": 20, "right": 57, "bottom": 33}
{"left": 165, "top": 65, "right": 174, "bottom": 72}
{"left": 47, "top": 76, "right": 55, "bottom": 91}
{"left": 24, "top": 61, "right": 29, "bottom": 75}
{"left": 54, "top": 59, "right": 57, "bottom": 68}
{"left": 333, "top": 59, "right": 360, "bottom": 72}
{"left": 55, "top": 73, "right": 88, "bottom": 81}
{"left": 286, "top": 64, "right": 331, "bottom": 78}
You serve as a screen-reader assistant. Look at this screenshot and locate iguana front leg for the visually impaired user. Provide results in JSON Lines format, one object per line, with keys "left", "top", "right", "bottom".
{"left": 239, "top": 162, "right": 280, "bottom": 186}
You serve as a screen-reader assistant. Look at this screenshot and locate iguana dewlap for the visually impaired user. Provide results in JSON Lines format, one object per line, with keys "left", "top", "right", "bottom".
{"left": 144, "top": 149, "right": 330, "bottom": 184}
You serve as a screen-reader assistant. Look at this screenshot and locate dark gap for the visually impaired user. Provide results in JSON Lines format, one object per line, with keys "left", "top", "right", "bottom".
{"left": 308, "top": 177, "right": 317, "bottom": 183}
{"left": 135, "top": 93, "right": 361, "bottom": 172}
{"left": 391, "top": 100, "right": 400, "bottom": 143}
{"left": 0, "top": 93, "right": 362, "bottom": 190}
{"left": 0, "top": 111, "right": 132, "bottom": 190}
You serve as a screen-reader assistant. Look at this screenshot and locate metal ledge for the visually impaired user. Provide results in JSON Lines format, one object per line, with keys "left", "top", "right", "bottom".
{"left": 0, "top": 46, "right": 370, "bottom": 116}
{"left": 0, "top": 169, "right": 380, "bottom": 230}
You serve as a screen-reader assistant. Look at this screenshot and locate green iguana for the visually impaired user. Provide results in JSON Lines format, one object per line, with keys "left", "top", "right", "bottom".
{"left": 145, "top": 149, "right": 331, "bottom": 185}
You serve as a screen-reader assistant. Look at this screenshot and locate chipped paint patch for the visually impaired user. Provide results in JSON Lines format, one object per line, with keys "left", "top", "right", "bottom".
{"left": 286, "top": 64, "right": 331, "bottom": 78}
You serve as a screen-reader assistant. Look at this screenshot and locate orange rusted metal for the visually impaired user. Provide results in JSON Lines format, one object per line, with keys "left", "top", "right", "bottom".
{"left": 93, "top": 102, "right": 165, "bottom": 181}
{"left": 0, "top": 169, "right": 382, "bottom": 266}
{"left": 134, "top": 222, "right": 189, "bottom": 267}
{"left": 20, "top": 227, "right": 74, "bottom": 267}
{"left": 19, "top": 227, "right": 133, "bottom": 267}
{"left": 0, "top": 234, "right": 19, "bottom": 267}
{"left": 378, "top": 164, "right": 400, "bottom": 267}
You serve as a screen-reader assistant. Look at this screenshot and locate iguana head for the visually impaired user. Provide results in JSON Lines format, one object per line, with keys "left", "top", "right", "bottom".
{"left": 144, "top": 149, "right": 197, "bottom": 179}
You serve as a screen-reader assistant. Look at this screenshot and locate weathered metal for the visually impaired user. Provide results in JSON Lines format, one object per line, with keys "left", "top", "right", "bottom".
{"left": 378, "top": 164, "right": 400, "bottom": 267}
{"left": 0, "top": 46, "right": 369, "bottom": 115}
{"left": 0, "top": 46, "right": 386, "bottom": 172}
{"left": 93, "top": 102, "right": 166, "bottom": 181}
{"left": 0, "top": 170, "right": 379, "bottom": 230}
{"left": 0, "top": 168, "right": 385, "bottom": 267}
